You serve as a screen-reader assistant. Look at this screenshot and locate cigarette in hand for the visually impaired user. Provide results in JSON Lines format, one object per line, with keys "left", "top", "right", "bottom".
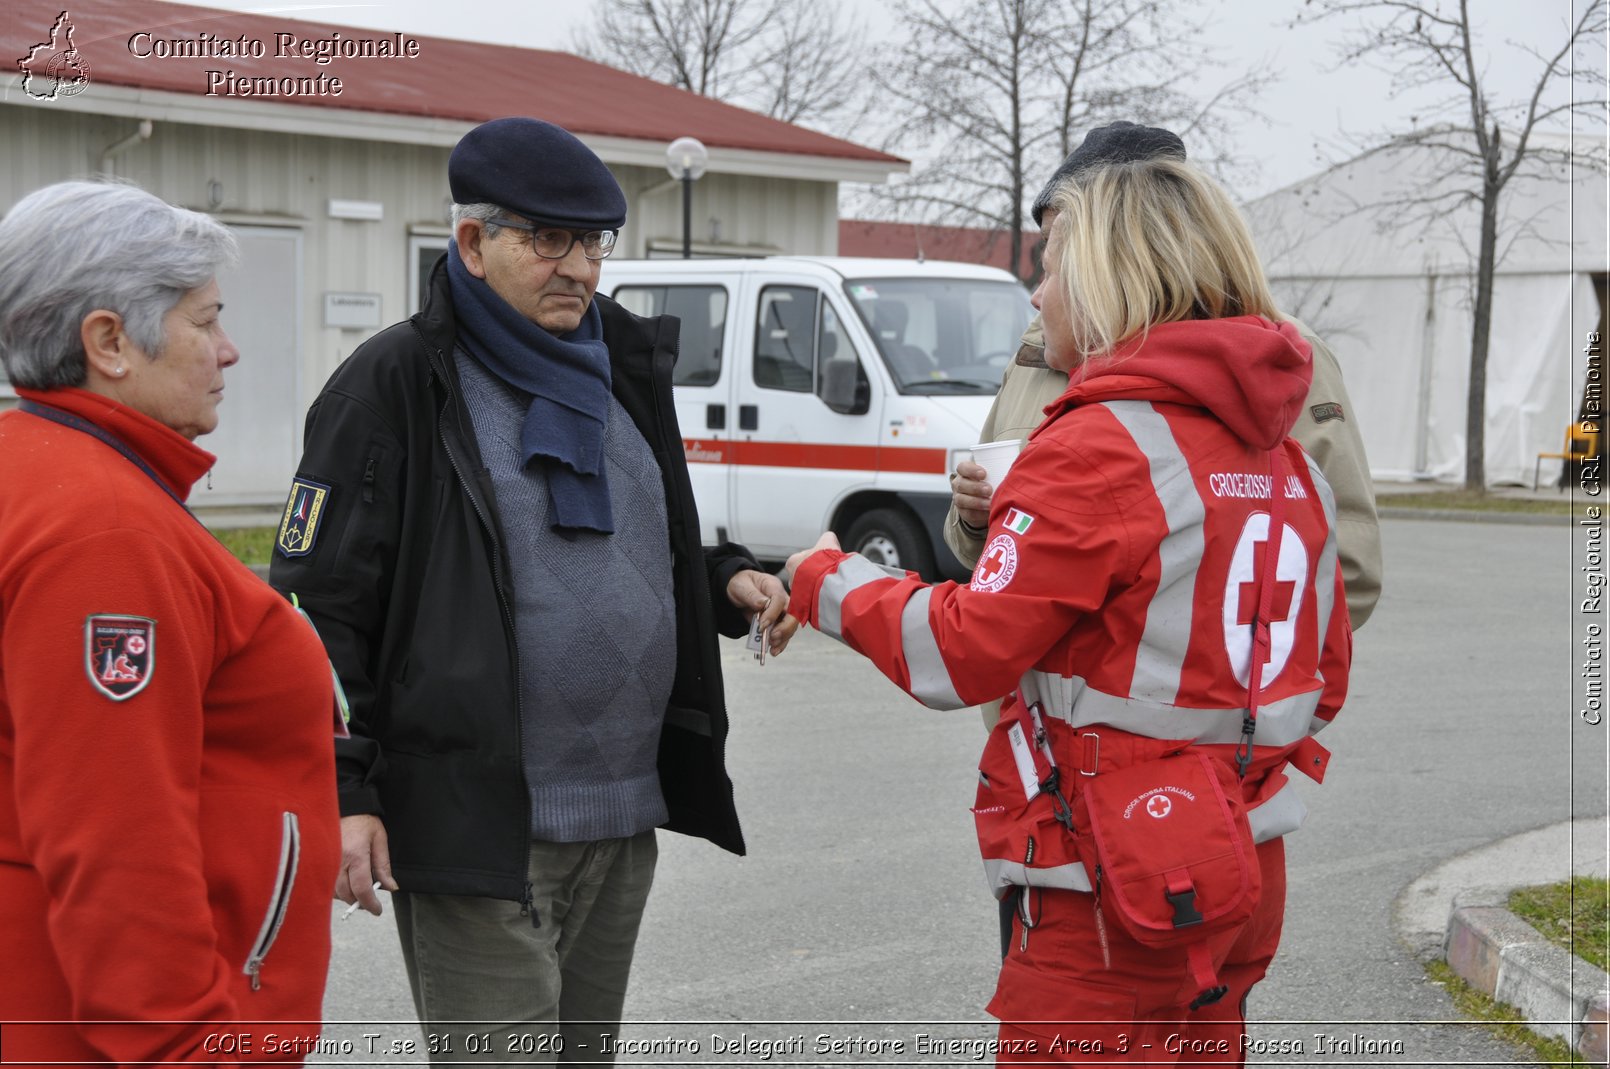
{"left": 341, "top": 881, "right": 383, "bottom": 920}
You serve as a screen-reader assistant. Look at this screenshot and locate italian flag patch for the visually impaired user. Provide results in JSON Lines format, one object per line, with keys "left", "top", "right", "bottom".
{"left": 1003, "top": 508, "right": 1034, "bottom": 535}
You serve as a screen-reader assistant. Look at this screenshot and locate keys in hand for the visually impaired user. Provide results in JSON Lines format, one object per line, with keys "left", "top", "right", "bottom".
{"left": 746, "top": 616, "right": 768, "bottom": 666}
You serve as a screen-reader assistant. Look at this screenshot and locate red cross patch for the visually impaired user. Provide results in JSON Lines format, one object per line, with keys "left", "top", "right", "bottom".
{"left": 1145, "top": 794, "right": 1173, "bottom": 819}
{"left": 970, "top": 533, "right": 1019, "bottom": 593}
{"left": 84, "top": 615, "right": 155, "bottom": 701}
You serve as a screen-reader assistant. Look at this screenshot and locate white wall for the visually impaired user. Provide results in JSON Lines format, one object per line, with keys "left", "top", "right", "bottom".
{"left": 0, "top": 103, "right": 843, "bottom": 502}
{"left": 1247, "top": 139, "right": 1605, "bottom": 487}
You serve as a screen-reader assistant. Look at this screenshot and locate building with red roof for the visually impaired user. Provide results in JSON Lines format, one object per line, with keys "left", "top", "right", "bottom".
{"left": 2, "top": 0, "right": 906, "bottom": 503}
{"left": 838, "top": 219, "right": 1042, "bottom": 282}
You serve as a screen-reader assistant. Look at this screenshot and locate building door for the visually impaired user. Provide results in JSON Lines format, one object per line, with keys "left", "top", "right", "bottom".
{"left": 192, "top": 226, "right": 301, "bottom": 507}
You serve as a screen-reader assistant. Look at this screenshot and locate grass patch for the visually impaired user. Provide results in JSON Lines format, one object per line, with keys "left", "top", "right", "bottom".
{"left": 1510, "top": 877, "right": 1610, "bottom": 973}
{"left": 212, "top": 525, "right": 277, "bottom": 566}
{"left": 1377, "top": 490, "right": 1577, "bottom": 516}
{"left": 1425, "top": 960, "right": 1586, "bottom": 1065}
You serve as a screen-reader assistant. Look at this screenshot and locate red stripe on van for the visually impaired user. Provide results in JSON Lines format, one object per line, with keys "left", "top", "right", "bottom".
{"left": 682, "top": 439, "right": 947, "bottom": 475}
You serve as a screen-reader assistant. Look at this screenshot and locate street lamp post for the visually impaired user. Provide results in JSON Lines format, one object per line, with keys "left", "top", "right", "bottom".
{"left": 665, "top": 137, "right": 708, "bottom": 260}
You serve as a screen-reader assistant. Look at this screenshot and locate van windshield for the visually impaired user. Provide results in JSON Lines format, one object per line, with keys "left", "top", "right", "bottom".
{"left": 844, "top": 277, "right": 1034, "bottom": 394}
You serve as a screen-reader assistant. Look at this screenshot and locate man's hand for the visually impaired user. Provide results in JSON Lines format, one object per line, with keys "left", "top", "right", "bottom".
{"left": 780, "top": 531, "right": 843, "bottom": 591}
{"left": 725, "top": 568, "right": 799, "bottom": 656}
{"left": 951, "top": 459, "right": 993, "bottom": 530}
{"left": 336, "top": 814, "right": 398, "bottom": 916}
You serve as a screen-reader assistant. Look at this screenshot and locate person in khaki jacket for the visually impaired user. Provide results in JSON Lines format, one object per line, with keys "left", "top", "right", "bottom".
{"left": 946, "top": 123, "right": 1382, "bottom": 665}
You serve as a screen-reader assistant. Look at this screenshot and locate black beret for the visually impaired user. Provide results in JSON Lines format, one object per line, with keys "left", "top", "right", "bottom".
{"left": 1030, "top": 121, "right": 1187, "bottom": 226}
{"left": 449, "top": 117, "right": 627, "bottom": 231}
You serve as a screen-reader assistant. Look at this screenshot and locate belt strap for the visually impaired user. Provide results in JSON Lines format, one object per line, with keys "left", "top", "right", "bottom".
{"left": 1236, "top": 446, "right": 1286, "bottom": 778}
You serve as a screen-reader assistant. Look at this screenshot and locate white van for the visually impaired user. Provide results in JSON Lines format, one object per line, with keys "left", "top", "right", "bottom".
{"left": 601, "top": 257, "right": 1034, "bottom": 580}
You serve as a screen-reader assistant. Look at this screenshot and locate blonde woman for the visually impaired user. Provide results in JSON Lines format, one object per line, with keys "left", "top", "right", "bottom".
{"left": 784, "top": 155, "right": 1351, "bottom": 1063}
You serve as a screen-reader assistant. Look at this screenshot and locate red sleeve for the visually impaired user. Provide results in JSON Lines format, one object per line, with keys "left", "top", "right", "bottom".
{"left": 789, "top": 439, "right": 1132, "bottom": 709}
{"left": 5, "top": 528, "right": 240, "bottom": 1062}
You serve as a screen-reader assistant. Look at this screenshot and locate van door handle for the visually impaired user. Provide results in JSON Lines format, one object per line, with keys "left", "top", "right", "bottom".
{"left": 738, "top": 405, "right": 759, "bottom": 431}
{"left": 706, "top": 404, "right": 726, "bottom": 430}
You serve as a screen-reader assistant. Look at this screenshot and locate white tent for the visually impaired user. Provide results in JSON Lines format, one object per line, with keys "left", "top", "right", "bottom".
{"left": 1244, "top": 133, "right": 1606, "bottom": 487}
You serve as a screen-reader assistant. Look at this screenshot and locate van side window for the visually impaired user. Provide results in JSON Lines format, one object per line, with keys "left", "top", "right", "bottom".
{"left": 612, "top": 284, "right": 728, "bottom": 386}
{"left": 816, "top": 298, "right": 870, "bottom": 414}
{"left": 754, "top": 286, "right": 817, "bottom": 392}
{"left": 816, "top": 300, "right": 843, "bottom": 390}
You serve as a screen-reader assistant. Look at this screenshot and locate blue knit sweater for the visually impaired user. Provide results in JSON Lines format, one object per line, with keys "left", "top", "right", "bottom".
{"left": 456, "top": 349, "right": 678, "bottom": 842}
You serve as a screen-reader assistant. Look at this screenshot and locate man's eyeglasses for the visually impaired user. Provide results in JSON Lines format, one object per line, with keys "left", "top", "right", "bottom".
{"left": 489, "top": 217, "right": 618, "bottom": 261}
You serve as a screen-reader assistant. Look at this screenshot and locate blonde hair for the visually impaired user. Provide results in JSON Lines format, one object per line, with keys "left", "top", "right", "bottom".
{"left": 1043, "top": 157, "right": 1277, "bottom": 359}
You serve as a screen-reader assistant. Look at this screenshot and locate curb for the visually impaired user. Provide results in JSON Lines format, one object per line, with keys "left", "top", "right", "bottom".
{"left": 1376, "top": 506, "right": 1573, "bottom": 526}
{"left": 1444, "top": 887, "right": 1610, "bottom": 1063}
{"left": 1394, "top": 819, "right": 1608, "bottom": 1061}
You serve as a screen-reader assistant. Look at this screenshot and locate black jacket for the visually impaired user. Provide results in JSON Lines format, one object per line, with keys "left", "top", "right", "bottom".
{"left": 270, "top": 261, "right": 754, "bottom": 902}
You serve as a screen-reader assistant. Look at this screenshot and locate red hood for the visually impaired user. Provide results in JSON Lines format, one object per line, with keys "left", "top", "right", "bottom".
{"left": 1041, "top": 317, "right": 1313, "bottom": 450}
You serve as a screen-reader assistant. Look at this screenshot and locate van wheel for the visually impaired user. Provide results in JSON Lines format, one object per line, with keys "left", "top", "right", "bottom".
{"left": 846, "top": 508, "right": 936, "bottom": 579}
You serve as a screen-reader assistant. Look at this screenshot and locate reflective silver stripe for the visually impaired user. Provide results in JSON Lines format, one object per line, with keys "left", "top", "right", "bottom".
{"left": 983, "top": 782, "right": 1306, "bottom": 899}
{"left": 902, "top": 586, "right": 968, "bottom": 709}
{"left": 1249, "top": 779, "right": 1308, "bottom": 842}
{"left": 981, "top": 781, "right": 1307, "bottom": 900}
{"left": 1101, "top": 401, "right": 1204, "bottom": 705}
{"left": 815, "top": 554, "right": 905, "bottom": 643}
{"left": 982, "top": 856, "right": 1093, "bottom": 894}
{"left": 1304, "top": 452, "right": 1341, "bottom": 662}
{"left": 1025, "top": 669, "right": 1323, "bottom": 748}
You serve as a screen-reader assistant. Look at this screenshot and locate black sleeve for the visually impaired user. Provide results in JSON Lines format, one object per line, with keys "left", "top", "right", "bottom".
{"left": 704, "top": 541, "right": 761, "bottom": 639}
{"left": 269, "top": 388, "right": 405, "bottom": 817}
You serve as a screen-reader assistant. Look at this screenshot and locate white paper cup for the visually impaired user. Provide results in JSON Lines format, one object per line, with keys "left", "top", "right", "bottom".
{"left": 970, "top": 439, "right": 1025, "bottom": 487}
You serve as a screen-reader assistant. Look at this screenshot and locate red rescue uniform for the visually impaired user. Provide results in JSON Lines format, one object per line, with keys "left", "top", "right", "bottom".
{"left": 790, "top": 318, "right": 1350, "bottom": 1065}
{"left": 0, "top": 387, "right": 340, "bottom": 1064}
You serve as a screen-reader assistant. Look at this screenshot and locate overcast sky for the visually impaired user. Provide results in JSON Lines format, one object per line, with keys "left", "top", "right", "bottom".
{"left": 194, "top": 0, "right": 1601, "bottom": 203}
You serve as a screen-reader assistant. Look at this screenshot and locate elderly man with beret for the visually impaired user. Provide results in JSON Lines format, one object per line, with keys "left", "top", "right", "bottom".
{"left": 271, "top": 117, "right": 793, "bottom": 1062}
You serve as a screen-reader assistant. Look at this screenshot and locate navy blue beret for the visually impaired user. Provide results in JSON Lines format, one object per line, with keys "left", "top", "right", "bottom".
{"left": 449, "top": 117, "right": 627, "bottom": 231}
{"left": 1031, "top": 121, "right": 1187, "bottom": 226}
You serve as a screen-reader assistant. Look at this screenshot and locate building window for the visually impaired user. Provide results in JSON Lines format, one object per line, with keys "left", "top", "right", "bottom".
{"left": 612, "top": 284, "right": 728, "bottom": 387}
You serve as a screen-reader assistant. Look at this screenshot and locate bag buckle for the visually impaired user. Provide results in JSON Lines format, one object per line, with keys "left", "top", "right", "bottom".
{"left": 1234, "top": 714, "right": 1255, "bottom": 779}
{"left": 1078, "top": 731, "right": 1100, "bottom": 776}
{"left": 1167, "top": 887, "right": 1204, "bottom": 929}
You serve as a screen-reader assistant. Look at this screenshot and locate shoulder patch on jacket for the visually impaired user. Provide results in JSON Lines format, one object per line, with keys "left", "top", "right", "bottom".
{"left": 971, "top": 533, "right": 1020, "bottom": 593}
{"left": 277, "top": 477, "right": 331, "bottom": 558}
{"left": 1309, "top": 402, "right": 1345, "bottom": 424}
{"left": 1003, "top": 508, "right": 1035, "bottom": 535}
{"left": 85, "top": 615, "right": 155, "bottom": 700}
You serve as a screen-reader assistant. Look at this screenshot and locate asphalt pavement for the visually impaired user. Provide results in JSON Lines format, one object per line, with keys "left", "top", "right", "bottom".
{"left": 316, "top": 514, "right": 1605, "bottom": 1066}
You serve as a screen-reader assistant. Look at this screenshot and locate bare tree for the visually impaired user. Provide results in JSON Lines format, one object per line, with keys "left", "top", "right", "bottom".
{"left": 1299, "top": 0, "right": 1607, "bottom": 490}
{"left": 1042, "top": 0, "right": 1273, "bottom": 175}
{"left": 747, "top": 1, "right": 871, "bottom": 126}
{"left": 868, "top": 0, "right": 1054, "bottom": 283}
{"left": 574, "top": 0, "right": 871, "bottom": 131}
{"left": 862, "top": 0, "right": 1275, "bottom": 284}
{"left": 582, "top": 0, "right": 767, "bottom": 99}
